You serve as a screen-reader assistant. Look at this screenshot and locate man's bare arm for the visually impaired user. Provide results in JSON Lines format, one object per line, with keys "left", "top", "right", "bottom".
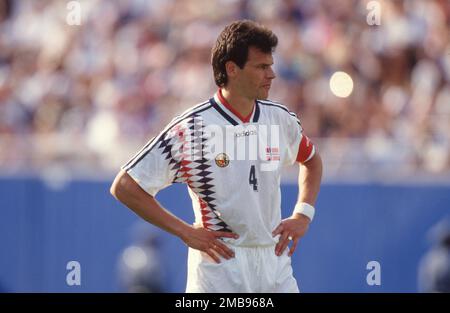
{"left": 110, "top": 170, "right": 238, "bottom": 263}
{"left": 297, "top": 152, "right": 322, "bottom": 207}
{"left": 272, "top": 153, "right": 323, "bottom": 256}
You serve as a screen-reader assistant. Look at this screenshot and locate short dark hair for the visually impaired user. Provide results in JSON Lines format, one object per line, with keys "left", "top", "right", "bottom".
{"left": 211, "top": 20, "right": 278, "bottom": 87}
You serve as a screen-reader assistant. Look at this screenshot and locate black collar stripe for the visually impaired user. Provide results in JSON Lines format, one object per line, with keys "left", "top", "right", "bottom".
{"left": 210, "top": 98, "right": 239, "bottom": 126}
{"left": 252, "top": 102, "right": 260, "bottom": 122}
{"left": 212, "top": 97, "right": 260, "bottom": 124}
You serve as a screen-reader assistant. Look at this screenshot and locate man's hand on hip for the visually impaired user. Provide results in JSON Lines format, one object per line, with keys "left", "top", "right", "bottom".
{"left": 181, "top": 224, "right": 239, "bottom": 264}
{"left": 272, "top": 213, "right": 310, "bottom": 257}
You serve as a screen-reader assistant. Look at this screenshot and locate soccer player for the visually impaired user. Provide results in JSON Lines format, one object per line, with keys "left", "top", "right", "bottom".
{"left": 110, "top": 20, "right": 322, "bottom": 293}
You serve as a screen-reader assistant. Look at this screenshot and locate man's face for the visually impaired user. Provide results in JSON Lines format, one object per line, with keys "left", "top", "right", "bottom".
{"left": 230, "top": 47, "right": 276, "bottom": 100}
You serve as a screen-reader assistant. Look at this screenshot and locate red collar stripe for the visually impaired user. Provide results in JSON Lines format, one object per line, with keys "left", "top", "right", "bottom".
{"left": 218, "top": 89, "right": 254, "bottom": 123}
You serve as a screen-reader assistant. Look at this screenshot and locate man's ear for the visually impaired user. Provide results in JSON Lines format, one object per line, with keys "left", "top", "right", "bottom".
{"left": 225, "top": 61, "right": 238, "bottom": 79}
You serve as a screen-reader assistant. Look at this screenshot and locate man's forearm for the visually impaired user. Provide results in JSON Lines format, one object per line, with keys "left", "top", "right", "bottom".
{"left": 298, "top": 153, "right": 322, "bottom": 206}
{"left": 111, "top": 171, "right": 192, "bottom": 240}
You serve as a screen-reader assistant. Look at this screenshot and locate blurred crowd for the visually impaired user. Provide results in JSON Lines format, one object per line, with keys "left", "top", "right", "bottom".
{"left": 0, "top": 0, "right": 449, "bottom": 180}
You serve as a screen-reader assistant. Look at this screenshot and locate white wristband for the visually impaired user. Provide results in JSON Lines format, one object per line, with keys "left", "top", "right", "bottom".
{"left": 293, "top": 202, "right": 315, "bottom": 222}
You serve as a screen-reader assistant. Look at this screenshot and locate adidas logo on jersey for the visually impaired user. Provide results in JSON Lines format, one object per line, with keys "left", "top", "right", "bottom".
{"left": 235, "top": 130, "right": 257, "bottom": 137}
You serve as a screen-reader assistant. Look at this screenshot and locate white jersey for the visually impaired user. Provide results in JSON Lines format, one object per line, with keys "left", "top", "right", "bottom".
{"left": 122, "top": 90, "right": 315, "bottom": 248}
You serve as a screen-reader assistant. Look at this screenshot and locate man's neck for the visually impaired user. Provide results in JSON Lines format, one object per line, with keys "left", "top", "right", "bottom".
{"left": 220, "top": 88, "right": 255, "bottom": 119}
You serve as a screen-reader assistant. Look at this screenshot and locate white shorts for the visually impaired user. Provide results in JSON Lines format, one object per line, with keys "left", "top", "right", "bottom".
{"left": 185, "top": 244, "right": 300, "bottom": 293}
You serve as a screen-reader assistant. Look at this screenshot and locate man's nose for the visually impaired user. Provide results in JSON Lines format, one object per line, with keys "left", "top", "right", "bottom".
{"left": 267, "top": 67, "right": 276, "bottom": 79}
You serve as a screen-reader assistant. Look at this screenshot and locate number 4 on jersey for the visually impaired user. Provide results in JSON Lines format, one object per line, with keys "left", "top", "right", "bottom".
{"left": 249, "top": 165, "right": 258, "bottom": 191}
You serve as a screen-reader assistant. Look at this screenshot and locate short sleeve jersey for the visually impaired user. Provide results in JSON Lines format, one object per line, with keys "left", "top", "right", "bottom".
{"left": 122, "top": 90, "right": 315, "bottom": 247}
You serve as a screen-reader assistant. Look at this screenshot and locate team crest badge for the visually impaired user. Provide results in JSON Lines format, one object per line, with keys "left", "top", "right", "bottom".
{"left": 215, "top": 153, "right": 230, "bottom": 168}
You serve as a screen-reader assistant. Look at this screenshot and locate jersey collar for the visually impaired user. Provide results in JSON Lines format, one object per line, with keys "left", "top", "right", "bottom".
{"left": 211, "top": 89, "right": 260, "bottom": 125}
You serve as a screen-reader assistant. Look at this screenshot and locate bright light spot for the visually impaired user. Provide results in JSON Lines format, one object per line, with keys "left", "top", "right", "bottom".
{"left": 123, "top": 246, "right": 147, "bottom": 270}
{"left": 86, "top": 110, "right": 118, "bottom": 155}
{"left": 329, "top": 71, "right": 354, "bottom": 98}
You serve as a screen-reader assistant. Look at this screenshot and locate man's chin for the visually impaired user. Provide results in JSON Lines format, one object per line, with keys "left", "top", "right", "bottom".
{"left": 257, "top": 91, "right": 270, "bottom": 100}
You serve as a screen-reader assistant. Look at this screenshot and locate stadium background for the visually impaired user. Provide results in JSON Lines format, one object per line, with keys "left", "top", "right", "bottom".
{"left": 0, "top": 0, "right": 449, "bottom": 292}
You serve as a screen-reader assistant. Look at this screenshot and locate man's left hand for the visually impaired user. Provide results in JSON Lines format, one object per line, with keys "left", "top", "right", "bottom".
{"left": 272, "top": 213, "right": 310, "bottom": 257}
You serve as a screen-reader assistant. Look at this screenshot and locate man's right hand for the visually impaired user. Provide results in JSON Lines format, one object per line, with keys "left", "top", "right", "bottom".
{"left": 181, "top": 224, "right": 239, "bottom": 263}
